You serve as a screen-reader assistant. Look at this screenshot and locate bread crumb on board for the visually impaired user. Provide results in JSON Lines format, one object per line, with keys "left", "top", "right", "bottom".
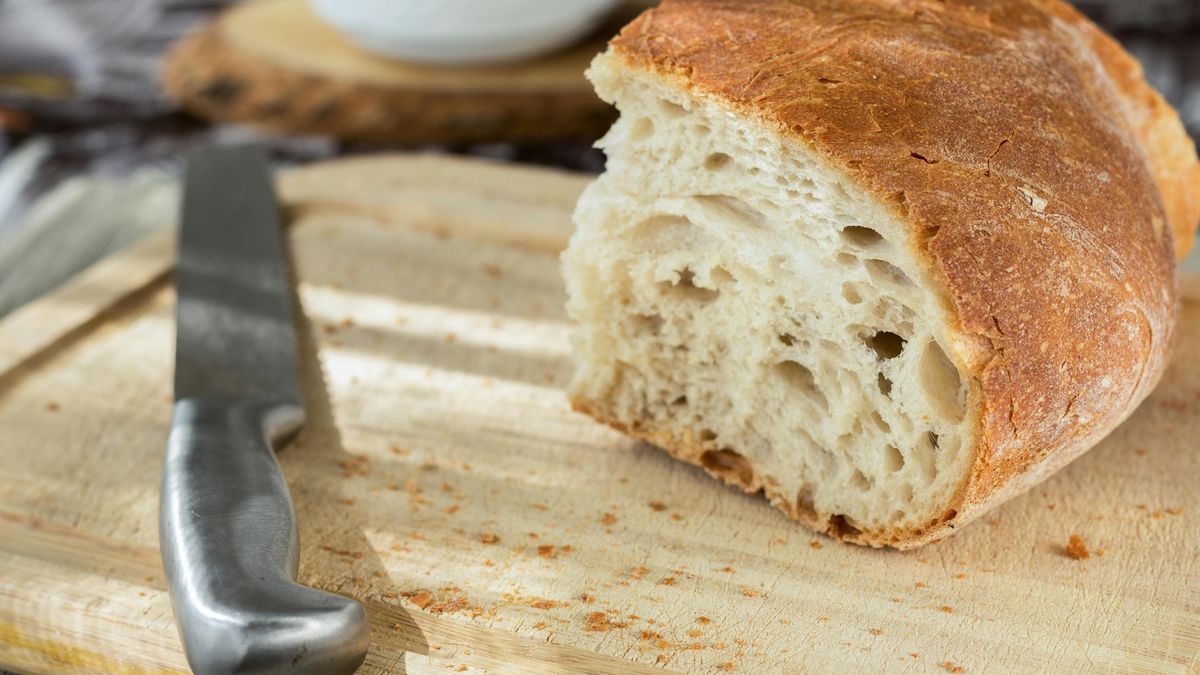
{"left": 584, "top": 611, "right": 628, "bottom": 632}
{"left": 940, "top": 661, "right": 964, "bottom": 673}
{"left": 1065, "top": 534, "right": 1090, "bottom": 560}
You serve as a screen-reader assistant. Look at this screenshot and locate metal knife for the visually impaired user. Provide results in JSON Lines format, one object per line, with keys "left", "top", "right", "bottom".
{"left": 160, "top": 145, "right": 369, "bottom": 674}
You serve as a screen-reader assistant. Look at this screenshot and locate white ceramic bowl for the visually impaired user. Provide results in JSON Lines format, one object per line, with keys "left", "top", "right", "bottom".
{"left": 309, "top": 0, "right": 620, "bottom": 66}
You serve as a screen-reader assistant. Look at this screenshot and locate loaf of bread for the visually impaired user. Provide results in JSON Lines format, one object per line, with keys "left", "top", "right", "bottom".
{"left": 563, "top": 0, "right": 1200, "bottom": 548}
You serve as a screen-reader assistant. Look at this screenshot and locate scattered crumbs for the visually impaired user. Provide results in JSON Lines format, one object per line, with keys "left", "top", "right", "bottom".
{"left": 940, "top": 661, "right": 964, "bottom": 673}
{"left": 444, "top": 504, "right": 460, "bottom": 515}
{"left": 649, "top": 501, "right": 667, "bottom": 512}
{"left": 1134, "top": 447, "right": 1147, "bottom": 456}
{"left": 534, "top": 621, "right": 547, "bottom": 630}
{"left": 531, "top": 503, "right": 548, "bottom": 512}
{"left": 387, "top": 483, "right": 399, "bottom": 491}
{"left": 779, "top": 618, "right": 791, "bottom": 625}
{"left": 1166, "top": 508, "right": 1184, "bottom": 516}
{"left": 1136, "top": 504, "right": 1147, "bottom": 510}
{"left": 581, "top": 594, "right": 596, "bottom": 604}
{"left": 1095, "top": 548, "right": 1106, "bottom": 557}
{"left": 1065, "top": 534, "right": 1090, "bottom": 560}
{"left": 940, "top": 606, "right": 955, "bottom": 614}
{"left": 445, "top": 332, "right": 457, "bottom": 343}
{"left": 713, "top": 641, "right": 728, "bottom": 649}
{"left": 585, "top": 611, "right": 628, "bottom": 632}
{"left": 722, "top": 566, "right": 735, "bottom": 574}
{"left": 688, "top": 642, "right": 704, "bottom": 651}
{"left": 481, "top": 263, "right": 503, "bottom": 279}
{"left": 954, "top": 573, "right": 968, "bottom": 580}
{"left": 601, "top": 512, "right": 618, "bottom": 526}
{"left": 441, "top": 481, "right": 453, "bottom": 493}
{"left": 890, "top": 597, "right": 903, "bottom": 603}
{"left": 479, "top": 533, "right": 499, "bottom": 544}
{"left": 741, "top": 587, "right": 759, "bottom": 598}
{"left": 809, "top": 540, "right": 823, "bottom": 550}
{"left": 454, "top": 664, "right": 467, "bottom": 672}
{"left": 619, "top": 477, "right": 629, "bottom": 484}
{"left": 914, "top": 582, "right": 928, "bottom": 589}
{"left": 341, "top": 498, "right": 355, "bottom": 506}
{"left": 403, "top": 480, "right": 422, "bottom": 495}
{"left": 1151, "top": 511, "right": 1164, "bottom": 519}
{"left": 870, "top": 628, "right": 883, "bottom": 636}
{"left": 721, "top": 662, "right": 735, "bottom": 672}
{"left": 144, "top": 575, "right": 154, "bottom": 582}
{"left": 45, "top": 402, "right": 60, "bottom": 412}
{"left": 640, "top": 629, "right": 664, "bottom": 640}
{"left": 561, "top": 545, "right": 574, "bottom": 553}
{"left": 340, "top": 317, "right": 355, "bottom": 328}
{"left": 910, "top": 653, "right": 920, "bottom": 659}
{"left": 405, "top": 589, "right": 434, "bottom": 609}
{"left": 697, "top": 616, "right": 713, "bottom": 625}
{"left": 654, "top": 639, "right": 670, "bottom": 649}
{"left": 525, "top": 598, "right": 565, "bottom": 610}
{"left": 630, "top": 566, "right": 649, "bottom": 580}
{"left": 537, "top": 545, "right": 557, "bottom": 559}
{"left": 528, "top": 532, "right": 539, "bottom": 539}
{"left": 671, "top": 513, "right": 684, "bottom": 521}
{"left": 816, "top": 616, "right": 829, "bottom": 623}
{"left": 775, "top": 537, "right": 786, "bottom": 544}
{"left": 688, "top": 629, "right": 703, "bottom": 638}
{"left": 483, "top": 559, "right": 494, "bottom": 567}
{"left": 659, "top": 577, "right": 677, "bottom": 586}
{"left": 629, "top": 614, "right": 641, "bottom": 620}
{"left": 462, "top": 462, "right": 472, "bottom": 471}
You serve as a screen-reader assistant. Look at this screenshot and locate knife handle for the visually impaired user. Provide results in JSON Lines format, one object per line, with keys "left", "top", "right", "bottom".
{"left": 160, "top": 397, "right": 369, "bottom": 675}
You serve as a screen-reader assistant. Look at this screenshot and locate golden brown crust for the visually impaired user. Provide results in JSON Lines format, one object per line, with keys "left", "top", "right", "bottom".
{"left": 587, "top": 0, "right": 1198, "bottom": 546}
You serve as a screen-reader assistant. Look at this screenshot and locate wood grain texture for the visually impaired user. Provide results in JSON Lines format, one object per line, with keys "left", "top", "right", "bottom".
{"left": 0, "top": 155, "right": 1197, "bottom": 674}
{"left": 160, "top": 0, "right": 621, "bottom": 144}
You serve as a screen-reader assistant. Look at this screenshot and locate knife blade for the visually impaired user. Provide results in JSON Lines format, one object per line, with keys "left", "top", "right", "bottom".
{"left": 160, "top": 145, "right": 368, "bottom": 675}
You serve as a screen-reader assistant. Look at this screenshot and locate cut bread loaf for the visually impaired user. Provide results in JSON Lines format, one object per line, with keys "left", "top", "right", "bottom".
{"left": 563, "top": 0, "right": 1200, "bottom": 548}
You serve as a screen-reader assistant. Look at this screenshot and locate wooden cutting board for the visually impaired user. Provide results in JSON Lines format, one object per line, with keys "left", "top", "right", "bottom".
{"left": 161, "top": 0, "right": 630, "bottom": 144}
{"left": 0, "top": 155, "right": 1197, "bottom": 674}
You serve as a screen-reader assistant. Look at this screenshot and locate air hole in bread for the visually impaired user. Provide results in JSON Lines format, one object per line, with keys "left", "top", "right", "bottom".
{"left": 695, "top": 194, "right": 765, "bottom": 228}
{"left": 850, "top": 469, "right": 870, "bottom": 491}
{"left": 841, "top": 282, "right": 863, "bottom": 304}
{"left": 837, "top": 253, "right": 858, "bottom": 267}
{"left": 927, "top": 431, "right": 940, "bottom": 451}
{"left": 661, "top": 268, "right": 719, "bottom": 302}
{"left": 884, "top": 444, "right": 905, "bottom": 472}
{"left": 865, "top": 259, "right": 912, "bottom": 286}
{"left": 630, "top": 117, "right": 654, "bottom": 141}
{"left": 779, "top": 333, "right": 796, "bottom": 346}
{"left": 704, "top": 152, "right": 733, "bottom": 170}
{"left": 700, "top": 429, "right": 718, "bottom": 441}
{"left": 840, "top": 225, "right": 884, "bottom": 248}
{"left": 866, "top": 331, "right": 905, "bottom": 360}
{"left": 828, "top": 514, "right": 861, "bottom": 537}
{"left": 660, "top": 99, "right": 686, "bottom": 117}
{"left": 700, "top": 448, "right": 754, "bottom": 486}
{"left": 870, "top": 411, "right": 891, "bottom": 433}
{"left": 633, "top": 313, "right": 664, "bottom": 334}
{"left": 877, "top": 373, "right": 893, "bottom": 397}
{"left": 671, "top": 395, "right": 687, "bottom": 406}
{"left": 774, "top": 360, "right": 828, "bottom": 410}
{"left": 919, "top": 341, "right": 967, "bottom": 421}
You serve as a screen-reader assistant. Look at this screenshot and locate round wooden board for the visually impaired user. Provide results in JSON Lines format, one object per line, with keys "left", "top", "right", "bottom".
{"left": 161, "top": 0, "right": 623, "bottom": 144}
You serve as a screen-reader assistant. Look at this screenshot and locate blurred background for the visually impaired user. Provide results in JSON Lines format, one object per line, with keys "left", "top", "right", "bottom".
{"left": 0, "top": 0, "right": 1196, "bottom": 319}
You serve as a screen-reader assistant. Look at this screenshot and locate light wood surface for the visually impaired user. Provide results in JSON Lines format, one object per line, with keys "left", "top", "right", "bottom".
{"left": 0, "top": 155, "right": 1198, "bottom": 674}
{"left": 161, "top": 0, "right": 625, "bottom": 144}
